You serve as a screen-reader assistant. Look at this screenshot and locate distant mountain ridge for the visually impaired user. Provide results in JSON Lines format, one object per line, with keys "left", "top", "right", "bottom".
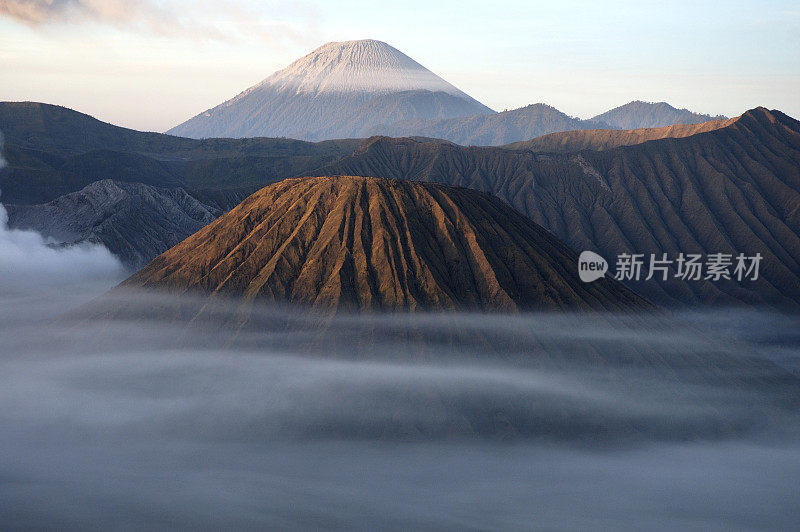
{"left": 0, "top": 102, "right": 360, "bottom": 204}
{"left": 592, "top": 101, "right": 727, "bottom": 129}
{"left": 369, "top": 103, "right": 613, "bottom": 146}
{"left": 370, "top": 101, "right": 729, "bottom": 147}
{"left": 505, "top": 117, "right": 735, "bottom": 152}
{"left": 167, "top": 40, "right": 493, "bottom": 140}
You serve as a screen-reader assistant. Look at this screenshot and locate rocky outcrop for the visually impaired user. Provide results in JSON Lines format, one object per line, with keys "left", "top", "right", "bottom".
{"left": 5, "top": 180, "right": 221, "bottom": 269}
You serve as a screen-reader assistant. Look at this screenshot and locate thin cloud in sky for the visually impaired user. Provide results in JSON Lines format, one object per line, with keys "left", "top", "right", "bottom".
{"left": 0, "top": 0, "right": 316, "bottom": 44}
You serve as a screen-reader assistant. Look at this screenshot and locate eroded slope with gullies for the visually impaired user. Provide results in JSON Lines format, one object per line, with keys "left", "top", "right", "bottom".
{"left": 123, "top": 176, "right": 647, "bottom": 313}
{"left": 316, "top": 108, "right": 800, "bottom": 309}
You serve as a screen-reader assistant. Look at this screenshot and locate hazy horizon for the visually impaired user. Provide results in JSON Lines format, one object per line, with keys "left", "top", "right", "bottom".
{"left": 0, "top": 0, "right": 797, "bottom": 132}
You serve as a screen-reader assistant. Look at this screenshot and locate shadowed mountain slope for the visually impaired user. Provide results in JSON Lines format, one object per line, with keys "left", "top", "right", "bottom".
{"left": 505, "top": 117, "right": 735, "bottom": 153}
{"left": 0, "top": 101, "right": 192, "bottom": 156}
{"left": 369, "top": 103, "right": 612, "bottom": 146}
{"left": 315, "top": 108, "right": 800, "bottom": 309}
{"left": 0, "top": 101, "right": 360, "bottom": 159}
{"left": 0, "top": 102, "right": 361, "bottom": 204}
{"left": 592, "top": 101, "right": 727, "bottom": 129}
{"left": 123, "top": 176, "right": 647, "bottom": 314}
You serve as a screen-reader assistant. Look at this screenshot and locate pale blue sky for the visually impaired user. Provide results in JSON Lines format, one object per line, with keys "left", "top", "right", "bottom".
{"left": 0, "top": 0, "right": 797, "bottom": 132}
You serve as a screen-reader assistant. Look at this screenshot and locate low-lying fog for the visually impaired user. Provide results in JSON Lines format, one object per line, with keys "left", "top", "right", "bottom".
{"left": 0, "top": 221, "right": 799, "bottom": 529}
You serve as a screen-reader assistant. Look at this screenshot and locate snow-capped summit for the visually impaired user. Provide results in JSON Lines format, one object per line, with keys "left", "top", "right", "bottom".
{"left": 168, "top": 39, "right": 492, "bottom": 141}
{"left": 257, "top": 39, "right": 471, "bottom": 97}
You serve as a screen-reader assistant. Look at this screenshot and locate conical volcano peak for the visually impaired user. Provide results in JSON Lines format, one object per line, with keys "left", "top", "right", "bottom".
{"left": 257, "top": 39, "right": 470, "bottom": 96}
{"left": 122, "top": 175, "right": 648, "bottom": 314}
{"left": 168, "top": 39, "right": 493, "bottom": 140}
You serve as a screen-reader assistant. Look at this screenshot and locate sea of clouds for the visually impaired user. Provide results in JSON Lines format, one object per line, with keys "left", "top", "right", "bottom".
{"left": 0, "top": 281, "right": 798, "bottom": 529}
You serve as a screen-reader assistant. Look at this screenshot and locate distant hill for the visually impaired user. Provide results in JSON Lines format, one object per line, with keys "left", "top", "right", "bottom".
{"left": 0, "top": 101, "right": 362, "bottom": 158}
{"left": 591, "top": 101, "right": 727, "bottom": 129}
{"left": 0, "top": 101, "right": 193, "bottom": 156}
{"left": 168, "top": 40, "right": 492, "bottom": 140}
{"left": 370, "top": 103, "right": 612, "bottom": 146}
{"left": 505, "top": 117, "right": 734, "bottom": 152}
{"left": 121, "top": 175, "right": 647, "bottom": 314}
